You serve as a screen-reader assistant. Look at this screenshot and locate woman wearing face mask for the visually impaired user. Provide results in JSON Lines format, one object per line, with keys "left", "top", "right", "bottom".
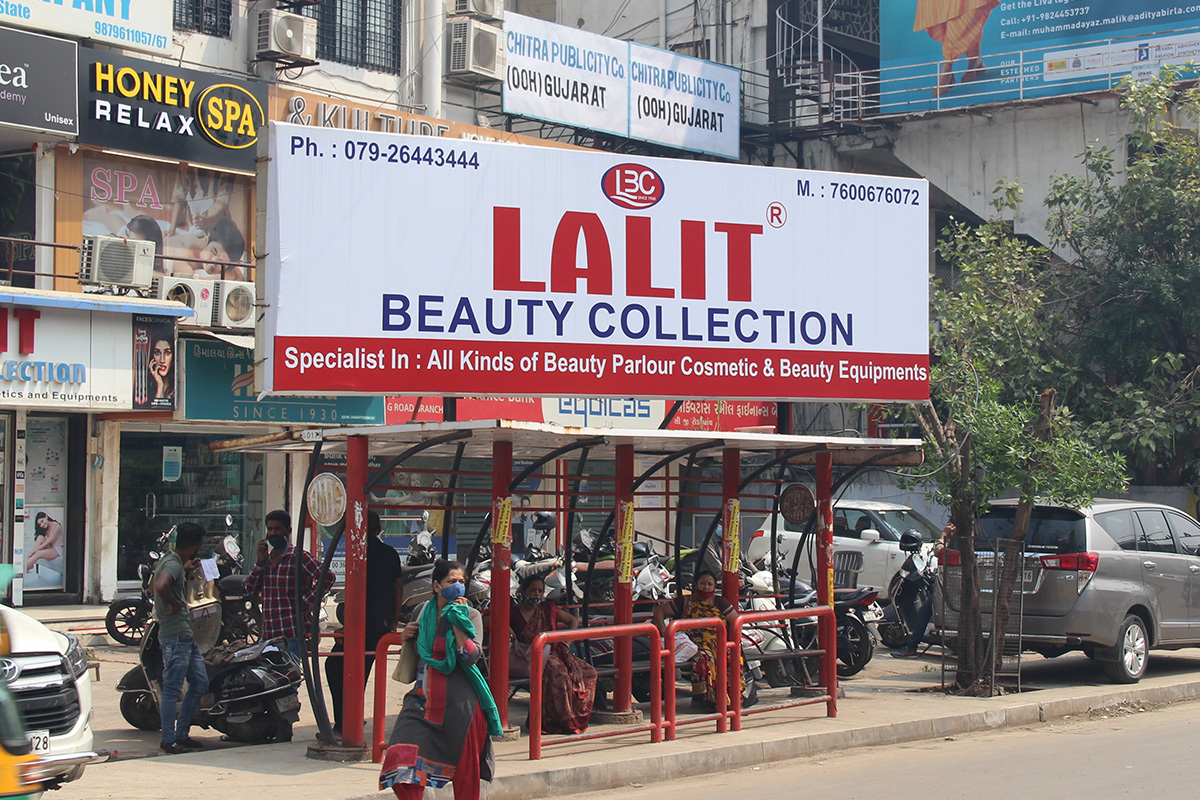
{"left": 653, "top": 570, "right": 739, "bottom": 710}
{"left": 509, "top": 574, "right": 596, "bottom": 734}
{"left": 380, "top": 560, "right": 501, "bottom": 800}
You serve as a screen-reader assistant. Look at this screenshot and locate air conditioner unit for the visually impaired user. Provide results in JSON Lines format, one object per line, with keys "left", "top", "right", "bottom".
{"left": 448, "top": 0, "right": 503, "bottom": 21}
{"left": 447, "top": 18, "right": 503, "bottom": 82}
{"left": 212, "top": 280, "right": 257, "bottom": 330}
{"left": 154, "top": 276, "right": 216, "bottom": 328}
{"left": 79, "top": 235, "right": 155, "bottom": 290}
{"left": 255, "top": 8, "right": 317, "bottom": 62}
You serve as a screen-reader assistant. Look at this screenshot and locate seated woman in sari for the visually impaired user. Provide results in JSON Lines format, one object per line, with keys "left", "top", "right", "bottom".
{"left": 653, "top": 570, "right": 738, "bottom": 710}
{"left": 380, "top": 560, "right": 501, "bottom": 800}
{"left": 510, "top": 574, "right": 597, "bottom": 734}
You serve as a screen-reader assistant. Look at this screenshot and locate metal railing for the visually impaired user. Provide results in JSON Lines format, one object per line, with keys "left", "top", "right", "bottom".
{"left": 729, "top": 606, "right": 837, "bottom": 728}
{"left": 661, "top": 617, "right": 728, "bottom": 740}
{"left": 773, "top": 0, "right": 864, "bottom": 131}
{"left": 371, "top": 631, "right": 406, "bottom": 762}
{"left": 528, "top": 623, "right": 663, "bottom": 759}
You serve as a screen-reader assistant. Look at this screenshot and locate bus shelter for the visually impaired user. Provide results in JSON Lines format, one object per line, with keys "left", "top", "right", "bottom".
{"left": 212, "top": 419, "right": 923, "bottom": 756}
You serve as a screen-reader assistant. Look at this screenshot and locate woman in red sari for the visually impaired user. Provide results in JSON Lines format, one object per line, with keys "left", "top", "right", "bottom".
{"left": 380, "top": 560, "right": 500, "bottom": 800}
{"left": 510, "top": 574, "right": 597, "bottom": 734}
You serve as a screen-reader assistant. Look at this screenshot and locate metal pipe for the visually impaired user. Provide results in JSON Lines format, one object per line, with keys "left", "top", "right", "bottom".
{"left": 342, "top": 435, "right": 370, "bottom": 747}
{"left": 422, "top": 0, "right": 444, "bottom": 119}
{"left": 487, "top": 440, "right": 514, "bottom": 729}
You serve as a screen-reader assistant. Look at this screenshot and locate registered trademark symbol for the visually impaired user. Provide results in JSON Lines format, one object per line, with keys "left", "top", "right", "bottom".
{"left": 767, "top": 202, "right": 787, "bottom": 228}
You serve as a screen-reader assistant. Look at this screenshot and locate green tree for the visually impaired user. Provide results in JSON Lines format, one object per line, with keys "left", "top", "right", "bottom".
{"left": 1046, "top": 68, "right": 1200, "bottom": 486}
{"left": 910, "top": 186, "right": 1126, "bottom": 693}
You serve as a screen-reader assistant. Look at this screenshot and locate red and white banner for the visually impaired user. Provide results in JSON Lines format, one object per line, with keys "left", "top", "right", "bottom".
{"left": 260, "top": 122, "right": 930, "bottom": 402}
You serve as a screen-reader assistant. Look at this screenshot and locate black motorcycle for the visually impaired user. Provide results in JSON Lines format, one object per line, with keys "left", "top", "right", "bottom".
{"left": 116, "top": 621, "right": 302, "bottom": 744}
{"left": 878, "top": 530, "right": 938, "bottom": 650}
{"left": 106, "top": 529, "right": 172, "bottom": 646}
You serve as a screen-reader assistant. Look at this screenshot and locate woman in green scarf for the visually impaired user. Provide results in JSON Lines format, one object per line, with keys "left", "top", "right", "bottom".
{"left": 380, "top": 560, "right": 500, "bottom": 800}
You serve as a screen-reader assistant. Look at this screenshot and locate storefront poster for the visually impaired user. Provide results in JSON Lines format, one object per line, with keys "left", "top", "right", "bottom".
{"left": 0, "top": 0, "right": 170, "bottom": 55}
{"left": 880, "top": 2, "right": 1200, "bottom": 112}
{"left": 24, "top": 417, "right": 67, "bottom": 593}
{"left": 262, "top": 122, "right": 930, "bottom": 403}
{"left": 132, "top": 315, "right": 176, "bottom": 411}
{"left": 82, "top": 151, "right": 252, "bottom": 279}
{"left": 0, "top": 26, "right": 78, "bottom": 137}
{"left": 78, "top": 50, "right": 268, "bottom": 170}
{"left": 182, "top": 339, "right": 383, "bottom": 425}
{"left": 0, "top": 154, "right": 36, "bottom": 288}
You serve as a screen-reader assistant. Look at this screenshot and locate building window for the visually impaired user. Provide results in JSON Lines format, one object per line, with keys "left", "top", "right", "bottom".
{"left": 305, "top": 0, "right": 404, "bottom": 74}
{"left": 174, "top": 0, "right": 233, "bottom": 39}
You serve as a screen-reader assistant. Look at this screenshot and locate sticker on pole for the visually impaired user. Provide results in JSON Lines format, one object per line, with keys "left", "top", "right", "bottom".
{"left": 615, "top": 501, "right": 635, "bottom": 584}
{"left": 721, "top": 499, "right": 741, "bottom": 573}
{"left": 492, "top": 497, "right": 513, "bottom": 546}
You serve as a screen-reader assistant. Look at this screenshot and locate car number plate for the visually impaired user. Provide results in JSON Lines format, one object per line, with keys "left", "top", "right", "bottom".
{"left": 276, "top": 694, "right": 301, "bottom": 713}
{"left": 980, "top": 568, "right": 1035, "bottom": 587}
{"left": 26, "top": 729, "right": 50, "bottom": 754}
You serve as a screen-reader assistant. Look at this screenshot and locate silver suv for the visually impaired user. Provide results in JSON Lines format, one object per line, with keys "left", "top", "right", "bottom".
{"left": 949, "top": 498, "right": 1200, "bottom": 683}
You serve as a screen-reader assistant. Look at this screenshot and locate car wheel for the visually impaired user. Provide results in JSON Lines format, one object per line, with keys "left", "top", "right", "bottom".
{"left": 1101, "top": 615, "right": 1149, "bottom": 684}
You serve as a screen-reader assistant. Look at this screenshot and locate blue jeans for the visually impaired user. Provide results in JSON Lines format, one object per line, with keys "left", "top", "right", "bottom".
{"left": 160, "top": 634, "right": 209, "bottom": 744}
{"left": 905, "top": 593, "right": 935, "bottom": 652}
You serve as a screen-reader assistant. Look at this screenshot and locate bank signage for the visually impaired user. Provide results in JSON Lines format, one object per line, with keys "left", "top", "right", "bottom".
{"left": 261, "top": 122, "right": 930, "bottom": 403}
{"left": 182, "top": 339, "right": 384, "bottom": 425}
{"left": 78, "top": 51, "right": 268, "bottom": 170}
{"left": 0, "top": 0, "right": 171, "bottom": 55}
{"left": 503, "top": 13, "right": 740, "bottom": 159}
{"left": 0, "top": 26, "right": 78, "bottom": 136}
{"left": 0, "top": 304, "right": 133, "bottom": 410}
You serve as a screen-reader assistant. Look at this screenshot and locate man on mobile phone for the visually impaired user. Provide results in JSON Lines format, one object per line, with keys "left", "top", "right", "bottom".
{"left": 153, "top": 522, "right": 209, "bottom": 754}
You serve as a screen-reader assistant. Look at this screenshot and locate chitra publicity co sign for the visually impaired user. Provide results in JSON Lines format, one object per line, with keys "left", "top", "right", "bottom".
{"left": 259, "top": 122, "right": 930, "bottom": 403}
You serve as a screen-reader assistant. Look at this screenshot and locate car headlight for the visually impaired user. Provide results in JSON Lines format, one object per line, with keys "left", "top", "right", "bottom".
{"left": 63, "top": 634, "right": 88, "bottom": 680}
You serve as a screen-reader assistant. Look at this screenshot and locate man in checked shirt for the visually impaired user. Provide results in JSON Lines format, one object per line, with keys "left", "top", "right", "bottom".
{"left": 245, "top": 509, "right": 333, "bottom": 665}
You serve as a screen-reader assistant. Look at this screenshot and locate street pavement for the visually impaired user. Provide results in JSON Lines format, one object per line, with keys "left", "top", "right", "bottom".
{"left": 29, "top": 605, "right": 1200, "bottom": 800}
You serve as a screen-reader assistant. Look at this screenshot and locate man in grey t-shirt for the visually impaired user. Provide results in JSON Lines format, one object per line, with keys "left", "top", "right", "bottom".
{"left": 152, "top": 522, "right": 209, "bottom": 754}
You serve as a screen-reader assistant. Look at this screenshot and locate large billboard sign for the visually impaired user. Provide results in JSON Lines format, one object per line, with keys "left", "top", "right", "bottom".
{"left": 0, "top": 0, "right": 171, "bottom": 55}
{"left": 880, "top": 2, "right": 1200, "bottom": 113}
{"left": 259, "top": 122, "right": 930, "bottom": 403}
{"left": 503, "top": 13, "right": 741, "bottom": 159}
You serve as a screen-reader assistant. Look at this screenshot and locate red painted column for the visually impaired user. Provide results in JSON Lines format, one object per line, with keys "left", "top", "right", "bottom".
{"left": 343, "top": 434, "right": 369, "bottom": 747}
{"left": 613, "top": 444, "right": 635, "bottom": 712}
{"left": 815, "top": 451, "right": 838, "bottom": 709}
{"left": 487, "top": 440, "right": 514, "bottom": 729}
{"left": 720, "top": 448, "right": 741, "bottom": 603}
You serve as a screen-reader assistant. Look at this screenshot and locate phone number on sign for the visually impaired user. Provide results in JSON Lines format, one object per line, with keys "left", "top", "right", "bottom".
{"left": 342, "top": 141, "right": 480, "bottom": 168}
{"left": 827, "top": 182, "right": 920, "bottom": 205}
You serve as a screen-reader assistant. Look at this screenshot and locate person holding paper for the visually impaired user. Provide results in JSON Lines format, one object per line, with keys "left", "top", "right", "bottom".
{"left": 153, "top": 523, "right": 209, "bottom": 754}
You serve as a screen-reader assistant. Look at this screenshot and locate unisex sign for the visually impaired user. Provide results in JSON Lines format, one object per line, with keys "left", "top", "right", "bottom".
{"left": 0, "top": 26, "right": 77, "bottom": 137}
{"left": 260, "top": 122, "right": 930, "bottom": 402}
{"left": 78, "top": 51, "right": 268, "bottom": 170}
{"left": 0, "top": 0, "right": 170, "bottom": 54}
{"left": 503, "top": 13, "right": 740, "bottom": 159}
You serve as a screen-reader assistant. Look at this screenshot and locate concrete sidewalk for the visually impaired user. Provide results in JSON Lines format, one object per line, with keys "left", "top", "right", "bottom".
{"left": 49, "top": 645, "right": 1200, "bottom": 800}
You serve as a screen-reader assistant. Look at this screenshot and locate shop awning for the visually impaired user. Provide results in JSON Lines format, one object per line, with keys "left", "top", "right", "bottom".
{"left": 0, "top": 286, "right": 195, "bottom": 318}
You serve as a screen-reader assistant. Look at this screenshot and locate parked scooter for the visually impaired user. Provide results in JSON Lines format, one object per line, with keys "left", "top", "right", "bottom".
{"left": 106, "top": 529, "right": 173, "bottom": 647}
{"left": 877, "top": 530, "right": 939, "bottom": 650}
{"left": 116, "top": 621, "right": 303, "bottom": 744}
{"left": 214, "top": 535, "right": 260, "bottom": 644}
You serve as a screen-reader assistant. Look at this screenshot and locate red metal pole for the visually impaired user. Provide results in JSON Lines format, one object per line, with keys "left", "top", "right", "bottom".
{"left": 720, "top": 448, "right": 741, "bottom": 603}
{"left": 613, "top": 443, "right": 635, "bottom": 713}
{"left": 372, "top": 633, "right": 404, "bottom": 762}
{"left": 488, "top": 440, "right": 514, "bottom": 730}
{"left": 816, "top": 451, "right": 838, "bottom": 714}
{"left": 343, "top": 434, "right": 369, "bottom": 747}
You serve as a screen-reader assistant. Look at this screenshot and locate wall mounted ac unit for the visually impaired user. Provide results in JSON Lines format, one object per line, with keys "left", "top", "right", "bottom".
{"left": 256, "top": 8, "right": 317, "bottom": 62}
{"left": 79, "top": 235, "right": 155, "bottom": 290}
{"left": 154, "top": 276, "right": 216, "bottom": 328}
{"left": 213, "top": 280, "right": 257, "bottom": 329}
{"left": 448, "top": 0, "right": 503, "bottom": 22}
{"left": 447, "top": 18, "right": 503, "bottom": 82}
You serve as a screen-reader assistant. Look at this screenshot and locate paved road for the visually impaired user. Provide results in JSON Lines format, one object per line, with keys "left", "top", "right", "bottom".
{"left": 566, "top": 699, "right": 1198, "bottom": 800}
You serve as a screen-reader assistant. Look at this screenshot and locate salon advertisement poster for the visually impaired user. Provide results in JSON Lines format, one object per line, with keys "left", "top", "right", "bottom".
{"left": 24, "top": 418, "right": 67, "bottom": 592}
{"left": 133, "top": 315, "right": 177, "bottom": 411}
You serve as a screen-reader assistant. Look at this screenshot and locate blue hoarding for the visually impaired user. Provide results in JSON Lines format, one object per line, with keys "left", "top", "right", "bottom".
{"left": 880, "top": 2, "right": 1200, "bottom": 113}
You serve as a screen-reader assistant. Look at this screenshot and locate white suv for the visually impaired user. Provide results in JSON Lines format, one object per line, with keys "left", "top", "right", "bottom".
{"left": 0, "top": 606, "right": 95, "bottom": 786}
{"left": 746, "top": 500, "right": 943, "bottom": 601}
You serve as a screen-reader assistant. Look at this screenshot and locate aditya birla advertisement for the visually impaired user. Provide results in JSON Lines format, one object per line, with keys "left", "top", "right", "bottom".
{"left": 260, "top": 122, "right": 930, "bottom": 403}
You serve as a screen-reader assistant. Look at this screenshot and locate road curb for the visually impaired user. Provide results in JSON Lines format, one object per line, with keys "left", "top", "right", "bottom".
{"left": 333, "top": 678, "right": 1200, "bottom": 800}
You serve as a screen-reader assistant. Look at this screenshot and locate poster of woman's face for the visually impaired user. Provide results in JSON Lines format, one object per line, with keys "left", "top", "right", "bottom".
{"left": 133, "top": 315, "right": 177, "bottom": 411}
{"left": 81, "top": 153, "right": 251, "bottom": 281}
{"left": 24, "top": 507, "right": 66, "bottom": 591}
